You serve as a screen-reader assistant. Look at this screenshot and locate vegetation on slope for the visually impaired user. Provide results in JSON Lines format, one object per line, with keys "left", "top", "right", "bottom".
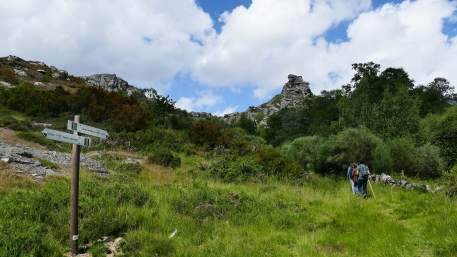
{"left": 1, "top": 58, "right": 456, "bottom": 256}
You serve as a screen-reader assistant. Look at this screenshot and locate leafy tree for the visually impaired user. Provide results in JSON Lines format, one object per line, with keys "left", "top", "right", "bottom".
{"left": 413, "top": 78, "right": 454, "bottom": 116}
{"left": 236, "top": 113, "right": 256, "bottom": 135}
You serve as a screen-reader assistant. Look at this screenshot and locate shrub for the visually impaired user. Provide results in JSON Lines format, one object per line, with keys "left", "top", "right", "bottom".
{"left": 208, "top": 156, "right": 263, "bottom": 182}
{"left": 333, "top": 127, "right": 383, "bottom": 170}
{"left": 446, "top": 165, "right": 457, "bottom": 197}
{"left": 282, "top": 136, "right": 326, "bottom": 172}
{"left": 189, "top": 120, "right": 224, "bottom": 147}
{"left": 254, "top": 146, "right": 302, "bottom": 178}
{"left": 431, "top": 107, "right": 457, "bottom": 166}
{"left": 117, "top": 162, "right": 143, "bottom": 174}
{"left": 389, "top": 138, "right": 444, "bottom": 178}
{"left": 413, "top": 144, "right": 444, "bottom": 178}
{"left": 38, "top": 159, "right": 59, "bottom": 170}
{"left": 388, "top": 137, "right": 417, "bottom": 175}
{"left": 0, "top": 66, "right": 19, "bottom": 84}
{"left": 147, "top": 148, "right": 181, "bottom": 168}
{"left": 372, "top": 143, "right": 393, "bottom": 173}
{"left": 0, "top": 115, "right": 31, "bottom": 131}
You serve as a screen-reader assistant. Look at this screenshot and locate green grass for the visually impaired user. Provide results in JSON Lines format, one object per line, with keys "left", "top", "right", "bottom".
{"left": 0, "top": 164, "right": 455, "bottom": 257}
{"left": 38, "top": 158, "right": 60, "bottom": 170}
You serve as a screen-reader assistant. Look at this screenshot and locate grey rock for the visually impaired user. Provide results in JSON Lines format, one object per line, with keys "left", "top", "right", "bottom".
{"left": 224, "top": 74, "right": 312, "bottom": 124}
{"left": 13, "top": 68, "right": 27, "bottom": 76}
{"left": 0, "top": 140, "right": 108, "bottom": 178}
{"left": 83, "top": 74, "right": 133, "bottom": 92}
{"left": 33, "top": 81, "right": 45, "bottom": 87}
{"left": 37, "top": 69, "right": 46, "bottom": 74}
{"left": 370, "top": 173, "right": 442, "bottom": 194}
{"left": 0, "top": 81, "right": 14, "bottom": 88}
{"left": 51, "top": 69, "right": 68, "bottom": 80}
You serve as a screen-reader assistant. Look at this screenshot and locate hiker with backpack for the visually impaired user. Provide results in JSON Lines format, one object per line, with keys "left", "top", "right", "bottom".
{"left": 357, "top": 161, "right": 370, "bottom": 197}
{"left": 347, "top": 163, "right": 358, "bottom": 194}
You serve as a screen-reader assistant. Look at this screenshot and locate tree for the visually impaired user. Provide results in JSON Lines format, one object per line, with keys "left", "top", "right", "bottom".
{"left": 236, "top": 113, "right": 256, "bottom": 135}
{"left": 413, "top": 78, "right": 454, "bottom": 116}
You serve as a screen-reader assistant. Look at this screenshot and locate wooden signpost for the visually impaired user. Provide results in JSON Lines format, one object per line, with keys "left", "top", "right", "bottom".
{"left": 42, "top": 115, "right": 108, "bottom": 256}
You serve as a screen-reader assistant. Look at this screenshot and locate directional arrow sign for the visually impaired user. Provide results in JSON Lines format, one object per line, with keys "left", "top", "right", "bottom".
{"left": 67, "top": 121, "right": 108, "bottom": 139}
{"left": 42, "top": 128, "right": 91, "bottom": 146}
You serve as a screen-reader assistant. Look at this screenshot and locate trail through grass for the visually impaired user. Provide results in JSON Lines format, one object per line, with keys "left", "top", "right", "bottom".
{"left": 0, "top": 159, "right": 456, "bottom": 257}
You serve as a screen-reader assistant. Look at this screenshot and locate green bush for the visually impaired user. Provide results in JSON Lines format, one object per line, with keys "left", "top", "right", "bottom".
{"left": 446, "top": 165, "right": 457, "bottom": 197}
{"left": 208, "top": 156, "right": 263, "bottom": 182}
{"left": 388, "top": 137, "right": 417, "bottom": 175}
{"left": 372, "top": 143, "right": 393, "bottom": 173}
{"left": 282, "top": 136, "right": 328, "bottom": 172}
{"left": 0, "top": 66, "right": 19, "bottom": 84}
{"left": 389, "top": 138, "right": 444, "bottom": 178}
{"left": 0, "top": 116, "right": 31, "bottom": 131}
{"left": 116, "top": 162, "right": 143, "bottom": 174}
{"left": 413, "top": 144, "right": 444, "bottom": 178}
{"left": 254, "top": 146, "right": 302, "bottom": 178}
{"left": 16, "top": 131, "right": 61, "bottom": 149}
{"left": 147, "top": 148, "right": 181, "bottom": 168}
{"left": 38, "top": 159, "right": 59, "bottom": 170}
{"left": 333, "top": 127, "right": 383, "bottom": 169}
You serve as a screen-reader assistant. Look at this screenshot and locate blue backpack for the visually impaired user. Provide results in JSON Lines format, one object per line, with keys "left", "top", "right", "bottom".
{"left": 358, "top": 164, "right": 369, "bottom": 179}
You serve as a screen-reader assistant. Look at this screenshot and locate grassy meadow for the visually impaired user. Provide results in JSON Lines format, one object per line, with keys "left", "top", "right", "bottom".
{"left": 0, "top": 154, "right": 456, "bottom": 257}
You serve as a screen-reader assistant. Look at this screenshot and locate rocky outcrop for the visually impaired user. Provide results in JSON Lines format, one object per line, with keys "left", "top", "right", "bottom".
{"left": 0, "top": 140, "right": 108, "bottom": 179}
{"left": 82, "top": 73, "right": 158, "bottom": 98}
{"left": 370, "top": 173, "right": 443, "bottom": 193}
{"left": 83, "top": 74, "right": 132, "bottom": 92}
{"left": 224, "top": 74, "right": 312, "bottom": 124}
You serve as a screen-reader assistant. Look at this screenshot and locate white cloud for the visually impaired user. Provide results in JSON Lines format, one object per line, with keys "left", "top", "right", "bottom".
{"left": 192, "top": 0, "right": 372, "bottom": 95}
{"left": 193, "top": 0, "right": 457, "bottom": 97}
{"left": 175, "top": 91, "right": 222, "bottom": 112}
{"left": 1, "top": 0, "right": 457, "bottom": 112}
{"left": 0, "top": 0, "right": 214, "bottom": 87}
{"left": 214, "top": 106, "right": 239, "bottom": 117}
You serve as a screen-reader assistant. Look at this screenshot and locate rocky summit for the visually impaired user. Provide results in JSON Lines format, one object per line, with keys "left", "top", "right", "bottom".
{"left": 83, "top": 74, "right": 159, "bottom": 99}
{"left": 224, "top": 74, "right": 312, "bottom": 124}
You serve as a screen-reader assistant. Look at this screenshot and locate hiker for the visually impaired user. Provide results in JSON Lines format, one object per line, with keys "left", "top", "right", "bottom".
{"left": 357, "top": 161, "right": 370, "bottom": 197}
{"left": 347, "top": 163, "right": 358, "bottom": 194}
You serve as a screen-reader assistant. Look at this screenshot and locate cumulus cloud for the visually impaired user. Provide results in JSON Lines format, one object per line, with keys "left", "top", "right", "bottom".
{"left": 214, "top": 106, "right": 239, "bottom": 117}
{"left": 0, "top": 0, "right": 214, "bottom": 87}
{"left": 193, "top": 0, "right": 372, "bottom": 97}
{"left": 1, "top": 0, "right": 457, "bottom": 110}
{"left": 193, "top": 0, "right": 457, "bottom": 98}
{"left": 175, "top": 91, "right": 222, "bottom": 112}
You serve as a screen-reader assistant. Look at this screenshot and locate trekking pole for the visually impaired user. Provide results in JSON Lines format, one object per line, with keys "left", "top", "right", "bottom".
{"left": 368, "top": 179, "right": 376, "bottom": 199}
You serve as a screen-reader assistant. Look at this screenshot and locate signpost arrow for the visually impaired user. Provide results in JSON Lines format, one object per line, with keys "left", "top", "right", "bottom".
{"left": 67, "top": 121, "right": 108, "bottom": 139}
{"left": 42, "top": 116, "right": 109, "bottom": 256}
{"left": 42, "top": 128, "right": 91, "bottom": 147}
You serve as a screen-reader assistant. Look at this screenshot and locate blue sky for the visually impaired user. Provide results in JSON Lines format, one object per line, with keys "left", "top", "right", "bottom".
{"left": 166, "top": 0, "right": 457, "bottom": 114}
{"left": 1, "top": 0, "right": 456, "bottom": 115}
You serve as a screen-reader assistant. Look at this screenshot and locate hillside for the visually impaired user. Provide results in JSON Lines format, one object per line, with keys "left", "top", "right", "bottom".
{"left": 0, "top": 56, "right": 457, "bottom": 257}
{"left": 223, "top": 74, "right": 313, "bottom": 124}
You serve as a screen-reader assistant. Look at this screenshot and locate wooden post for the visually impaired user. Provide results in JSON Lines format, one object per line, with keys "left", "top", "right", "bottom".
{"left": 70, "top": 115, "right": 80, "bottom": 256}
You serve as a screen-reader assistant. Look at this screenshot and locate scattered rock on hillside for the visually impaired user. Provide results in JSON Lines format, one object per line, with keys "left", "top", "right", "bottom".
{"left": 0, "top": 81, "right": 14, "bottom": 88}
{"left": 224, "top": 74, "right": 313, "bottom": 124}
{"left": 13, "top": 68, "right": 27, "bottom": 76}
{"left": 82, "top": 73, "right": 158, "bottom": 99}
{"left": 370, "top": 173, "right": 442, "bottom": 193}
{"left": 83, "top": 74, "right": 134, "bottom": 93}
{"left": 0, "top": 140, "right": 108, "bottom": 179}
